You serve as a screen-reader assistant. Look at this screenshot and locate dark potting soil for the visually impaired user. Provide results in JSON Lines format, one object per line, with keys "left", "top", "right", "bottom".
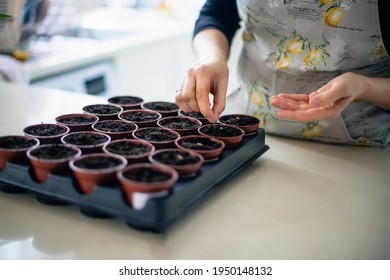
{"left": 201, "top": 124, "right": 242, "bottom": 137}
{"left": 106, "top": 142, "right": 151, "bottom": 156}
{"left": 30, "top": 145, "right": 78, "bottom": 159}
{"left": 108, "top": 96, "right": 143, "bottom": 105}
{"left": 160, "top": 118, "right": 200, "bottom": 130}
{"left": 121, "top": 111, "right": 160, "bottom": 122}
{"left": 57, "top": 116, "right": 95, "bottom": 125}
{"left": 143, "top": 102, "right": 179, "bottom": 112}
{"left": 220, "top": 115, "right": 259, "bottom": 126}
{"left": 179, "top": 137, "right": 222, "bottom": 150}
{"left": 74, "top": 156, "right": 123, "bottom": 169}
{"left": 83, "top": 104, "right": 121, "bottom": 115}
{"left": 63, "top": 133, "right": 108, "bottom": 146}
{"left": 154, "top": 150, "right": 200, "bottom": 165}
{"left": 135, "top": 128, "right": 178, "bottom": 142}
{"left": 123, "top": 167, "right": 171, "bottom": 182}
{"left": 25, "top": 124, "right": 68, "bottom": 136}
{"left": 180, "top": 111, "right": 206, "bottom": 119}
{"left": 0, "top": 137, "right": 37, "bottom": 149}
{"left": 94, "top": 121, "right": 137, "bottom": 132}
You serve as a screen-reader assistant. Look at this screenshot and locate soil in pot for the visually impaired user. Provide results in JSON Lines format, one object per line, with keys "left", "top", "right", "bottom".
{"left": 27, "top": 144, "right": 81, "bottom": 183}
{"left": 61, "top": 131, "right": 111, "bottom": 154}
{"left": 0, "top": 135, "right": 40, "bottom": 170}
{"left": 157, "top": 116, "right": 202, "bottom": 136}
{"left": 92, "top": 120, "right": 137, "bottom": 140}
{"left": 103, "top": 139, "right": 154, "bottom": 164}
{"left": 55, "top": 113, "right": 98, "bottom": 132}
{"left": 149, "top": 148, "right": 204, "bottom": 177}
{"left": 108, "top": 95, "right": 144, "bottom": 109}
{"left": 119, "top": 109, "right": 162, "bottom": 128}
{"left": 218, "top": 114, "right": 260, "bottom": 135}
{"left": 142, "top": 101, "right": 179, "bottom": 117}
{"left": 133, "top": 127, "right": 180, "bottom": 149}
{"left": 175, "top": 135, "right": 225, "bottom": 161}
{"left": 70, "top": 153, "right": 127, "bottom": 194}
{"left": 117, "top": 163, "right": 178, "bottom": 207}
{"left": 23, "top": 123, "right": 70, "bottom": 144}
{"left": 82, "top": 104, "right": 123, "bottom": 120}
{"left": 179, "top": 110, "right": 210, "bottom": 125}
{"left": 198, "top": 124, "right": 244, "bottom": 148}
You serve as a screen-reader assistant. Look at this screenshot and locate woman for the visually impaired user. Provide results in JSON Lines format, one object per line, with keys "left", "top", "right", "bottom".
{"left": 175, "top": 0, "right": 390, "bottom": 147}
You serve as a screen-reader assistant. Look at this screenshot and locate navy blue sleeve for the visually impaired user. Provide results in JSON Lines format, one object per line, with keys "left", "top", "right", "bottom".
{"left": 378, "top": 0, "right": 389, "bottom": 54}
{"left": 193, "top": 0, "right": 241, "bottom": 46}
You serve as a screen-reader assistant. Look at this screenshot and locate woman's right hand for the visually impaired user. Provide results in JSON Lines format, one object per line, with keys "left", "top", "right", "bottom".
{"left": 175, "top": 29, "right": 231, "bottom": 123}
{"left": 175, "top": 58, "right": 229, "bottom": 123}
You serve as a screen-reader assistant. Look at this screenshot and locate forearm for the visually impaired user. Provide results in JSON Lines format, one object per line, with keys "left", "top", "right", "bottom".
{"left": 359, "top": 74, "right": 390, "bottom": 111}
{"left": 193, "top": 29, "right": 230, "bottom": 65}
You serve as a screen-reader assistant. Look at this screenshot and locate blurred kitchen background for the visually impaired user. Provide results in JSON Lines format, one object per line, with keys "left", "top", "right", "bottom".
{"left": 0, "top": 0, "right": 244, "bottom": 102}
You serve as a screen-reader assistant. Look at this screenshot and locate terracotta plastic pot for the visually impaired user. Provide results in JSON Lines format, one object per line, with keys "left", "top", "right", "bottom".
{"left": 69, "top": 153, "right": 127, "bottom": 194}
{"left": 218, "top": 114, "right": 260, "bottom": 135}
{"left": 23, "top": 123, "right": 70, "bottom": 144}
{"left": 179, "top": 110, "right": 210, "bottom": 125}
{"left": 141, "top": 101, "right": 179, "bottom": 117}
{"left": 82, "top": 104, "right": 123, "bottom": 120}
{"left": 117, "top": 163, "right": 178, "bottom": 206}
{"left": 149, "top": 148, "right": 204, "bottom": 177}
{"left": 27, "top": 144, "right": 82, "bottom": 183}
{"left": 157, "top": 116, "right": 202, "bottom": 136}
{"left": 175, "top": 135, "right": 225, "bottom": 161}
{"left": 92, "top": 120, "right": 137, "bottom": 140}
{"left": 55, "top": 113, "right": 99, "bottom": 132}
{"left": 0, "top": 135, "right": 40, "bottom": 170}
{"left": 108, "top": 95, "right": 144, "bottom": 110}
{"left": 198, "top": 123, "right": 245, "bottom": 148}
{"left": 133, "top": 127, "right": 180, "bottom": 150}
{"left": 103, "top": 139, "right": 155, "bottom": 164}
{"left": 61, "top": 131, "right": 111, "bottom": 154}
{"left": 119, "top": 109, "right": 162, "bottom": 128}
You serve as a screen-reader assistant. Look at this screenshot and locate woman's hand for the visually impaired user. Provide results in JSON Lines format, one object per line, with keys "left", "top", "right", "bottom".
{"left": 269, "top": 72, "right": 377, "bottom": 121}
{"left": 175, "top": 58, "right": 229, "bottom": 123}
{"left": 175, "top": 29, "right": 230, "bottom": 123}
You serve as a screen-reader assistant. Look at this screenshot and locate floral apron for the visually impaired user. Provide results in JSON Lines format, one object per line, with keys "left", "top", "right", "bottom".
{"left": 227, "top": 0, "right": 390, "bottom": 147}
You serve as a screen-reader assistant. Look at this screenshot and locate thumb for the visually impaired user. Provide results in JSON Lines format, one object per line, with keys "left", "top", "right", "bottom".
{"left": 309, "top": 83, "right": 346, "bottom": 108}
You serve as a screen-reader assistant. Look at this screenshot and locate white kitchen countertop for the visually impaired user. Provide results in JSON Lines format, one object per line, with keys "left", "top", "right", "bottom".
{"left": 0, "top": 81, "right": 389, "bottom": 260}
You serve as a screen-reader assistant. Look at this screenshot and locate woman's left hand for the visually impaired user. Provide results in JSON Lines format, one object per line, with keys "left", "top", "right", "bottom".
{"left": 270, "top": 73, "right": 366, "bottom": 121}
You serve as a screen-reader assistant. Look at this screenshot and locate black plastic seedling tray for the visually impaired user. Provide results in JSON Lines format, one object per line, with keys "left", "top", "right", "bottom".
{"left": 0, "top": 129, "right": 269, "bottom": 232}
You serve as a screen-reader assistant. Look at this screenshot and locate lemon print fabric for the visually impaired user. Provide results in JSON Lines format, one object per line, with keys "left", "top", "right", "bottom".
{"left": 316, "top": 0, "right": 357, "bottom": 27}
{"left": 272, "top": 30, "right": 330, "bottom": 70}
{"left": 299, "top": 122, "right": 322, "bottom": 139}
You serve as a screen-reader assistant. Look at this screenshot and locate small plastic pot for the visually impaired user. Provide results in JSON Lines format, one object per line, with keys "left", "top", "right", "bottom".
{"left": 175, "top": 135, "right": 225, "bottom": 161}
{"left": 108, "top": 95, "right": 144, "bottom": 110}
{"left": 149, "top": 148, "right": 204, "bottom": 177}
{"left": 55, "top": 113, "right": 99, "bottom": 132}
{"left": 179, "top": 110, "right": 210, "bottom": 125}
{"left": 82, "top": 104, "right": 123, "bottom": 120}
{"left": 157, "top": 116, "right": 202, "bottom": 136}
{"left": 27, "top": 144, "right": 82, "bottom": 183}
{"left": 117, "top": 163, "right": 178, "bottom": 206}
{"left": 61, "top": 131, "right": 111, "bottom": 154}
{"left": 119, "top": 109, "right": 162, "bottom": 128}
{"left": 141, "top": 101, "right": 180, "bottom": 117}
{"left": 23, "top": 123, "right": 70, "bottom": 144}
{"left": 133, "top": 127, "right": 180, "bottom": 150}
{"left": 69, "top": 153, "right": 127, "bottom": 194}
{"left": 0, "top": 135, "right": 40, "bottom": 170}
{"left": 218, "top": 114, "right": 260, "bottom": 135}
{"left": 103, "top": 139, "right": 155, "bottom": 164}
{"left": 92, "top": 120, "right": 137, "bottom": 140}
{"left": 198, "top": 124, "right": 245, "bottom": 148}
